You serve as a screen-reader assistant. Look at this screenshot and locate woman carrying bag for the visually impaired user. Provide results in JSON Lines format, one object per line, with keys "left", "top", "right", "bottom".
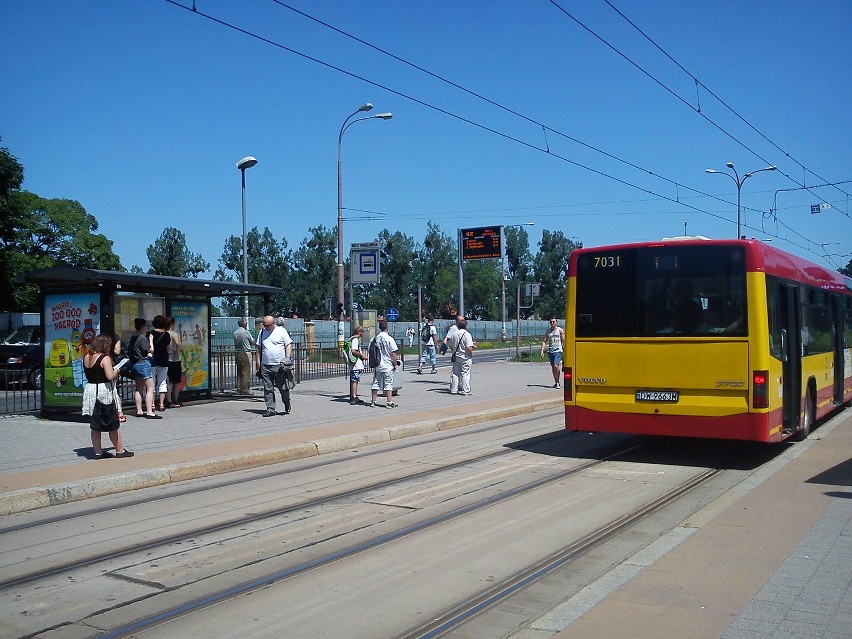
{"left": 82, "top": 334, "right": 134, "bottom": 459}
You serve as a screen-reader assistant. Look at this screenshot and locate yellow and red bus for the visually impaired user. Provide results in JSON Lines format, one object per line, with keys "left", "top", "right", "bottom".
{"left": 562, "top": 238, "right": 851, "bottom": 442}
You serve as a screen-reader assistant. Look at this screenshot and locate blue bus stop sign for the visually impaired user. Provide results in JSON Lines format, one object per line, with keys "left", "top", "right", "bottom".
{"left": 386, "top": 307, "right": 400, "bottom": 322}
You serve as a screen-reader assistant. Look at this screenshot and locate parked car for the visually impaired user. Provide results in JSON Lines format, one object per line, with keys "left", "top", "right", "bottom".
{"left": 0, "top": 325, "right": 43, "bottom": 390}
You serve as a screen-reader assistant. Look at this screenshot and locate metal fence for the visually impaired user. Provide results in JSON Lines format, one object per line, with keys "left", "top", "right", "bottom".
{"left": 1, "top": 320, "right": 553, "bottom": 415}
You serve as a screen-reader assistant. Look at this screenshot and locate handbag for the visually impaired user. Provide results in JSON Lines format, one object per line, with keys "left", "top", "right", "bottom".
{"left": 451, "top": 331, "right": 465, "bottom": 363}
{"left": 91, "top": 379, "right": 120, "bottom": 431}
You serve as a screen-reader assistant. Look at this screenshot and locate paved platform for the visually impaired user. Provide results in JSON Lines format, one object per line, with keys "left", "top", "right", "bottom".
{"left": 0, "top": 357, "right": 562, "bottom": 514}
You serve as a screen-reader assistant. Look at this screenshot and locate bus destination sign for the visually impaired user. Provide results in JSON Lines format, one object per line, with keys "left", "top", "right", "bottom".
{"left": 461, "top": 226, "right": 502, "bottom": 260}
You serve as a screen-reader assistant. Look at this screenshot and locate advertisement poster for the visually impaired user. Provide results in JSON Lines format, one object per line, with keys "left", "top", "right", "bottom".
{"left": 171, "top": 301, "right": 209, "bottom": 392}
{"left": 43, "top": 292, "right": 101, "bottom": 407}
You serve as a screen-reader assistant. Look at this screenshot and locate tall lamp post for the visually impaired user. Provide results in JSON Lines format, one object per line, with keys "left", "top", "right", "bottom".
{"left": 237, "top": 156, "right": 258, "bottom": 320}
{"left": 337, "top": 103, "right": 393, "bottom": 343}
{"left": 501, "top": 223, "right": 534, "bottom": 340}
{"left": 705, "top": 162, "right": 776, "bottom": 238}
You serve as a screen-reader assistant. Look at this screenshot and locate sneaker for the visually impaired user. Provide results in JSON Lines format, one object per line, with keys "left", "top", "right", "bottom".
{"left": 431, "top": 368, "right": 437, "bottom": 374}
{"left": 264, "top": 409, "right": 276, "bottom": 417}
{"left": 370, "top": 401, "right": 376, "bottom": 407}
{"left": 284, "top": 407, "right": 291, "bottom": 415}
{"left": 386, "top": 402, "right": 398, "bottom": 409}
{"left": 553, "top": 383, "right": 560, "bottom": 389}
{"left": 95, "top": 450, "right": 114, "bottom": 459}
{"left": 416, "top": 369, "right": 423, "bottom": 375}
{"left": 350, "top": 399, "right": 358, "bottom": 405}
{"left": 115, "top": 450, "right": 135, "bottom": 458}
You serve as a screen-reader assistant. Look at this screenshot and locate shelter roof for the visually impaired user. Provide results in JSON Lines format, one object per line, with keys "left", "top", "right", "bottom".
{"left": 18, "top": 267, "right": 283, "bottom": 297}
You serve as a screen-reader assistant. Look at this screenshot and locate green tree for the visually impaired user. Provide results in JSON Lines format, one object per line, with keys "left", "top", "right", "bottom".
{"left": 414, "top": 222, "right": 457, "bottom": 318}
{"left": 505, "top": 226, "right": 534, "bottom": 319}
{"left": 215, "top": 227, "right": 290, "bottom": 317}
{"left": 361, "top": 229, "right": 419, "bottom": 321}
{"left": 462, "top": 259, "right": 501, "bottom": 320}
{"left": 532, "top": 230, "right": 581, "bottom": 320}
{"left": 9, "top": 192, "right": 123, "bottom": 310}
{"left": 0, "top": 141, "right": 26, "bottom": 310}
{"left": 289, "top": 225, "right": 337, "bottom": 318}
{"left": 146, "top": 227, "right": 209, "bottom": 277}
{"left": 840, "top": 258, "right": 852, "bottom": 278}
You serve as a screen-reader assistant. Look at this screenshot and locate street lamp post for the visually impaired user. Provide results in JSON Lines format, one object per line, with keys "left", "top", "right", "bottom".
{"left": 237, "top": 156, "right": 258, "bottom": 320}
{"left": 337, "top": 103, "right": 392, "bottom": 343}
{"left": 705, "top": 162, "right": 777, "bottom": 238}
{"left": 501, "top": 223, "right": 534, "bottom": 341}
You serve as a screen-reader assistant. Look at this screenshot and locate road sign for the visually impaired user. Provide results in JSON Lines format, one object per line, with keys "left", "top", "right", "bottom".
{"left": 386, "top": 307, "right": 400, "bottom": 322}
{"left": 350, "top": 243, "right": 380, "bottom": 284}
{"left": 461, "top": 226, "right": 502, "bottom": 260}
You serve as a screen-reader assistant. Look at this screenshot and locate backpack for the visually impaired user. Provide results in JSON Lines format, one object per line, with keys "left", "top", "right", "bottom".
{"left": 368, "top": 337, "right": 381, "bottom": 368}
{"left": 342, "top": 337, "right": 357, "bottom": 365}
{"left": 420, "top": 323, "right": 431, "bottom": 343}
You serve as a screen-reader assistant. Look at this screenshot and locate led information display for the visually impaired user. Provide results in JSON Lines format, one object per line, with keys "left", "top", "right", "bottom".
{"left": 461, "top": 226, "right": 502, "bottom": 260}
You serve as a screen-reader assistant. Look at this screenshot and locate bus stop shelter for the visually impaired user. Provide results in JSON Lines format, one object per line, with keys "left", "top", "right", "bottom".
{"left": 18, "top": 266, "right": 283, "bottom": 414}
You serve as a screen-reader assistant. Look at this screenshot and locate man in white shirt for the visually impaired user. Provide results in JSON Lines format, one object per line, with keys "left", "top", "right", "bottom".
{"left": 256, "top": 315, "right": 293, "bottom": 416}
{"left": 370, "top": 319, "right": 399, "bottom": 408}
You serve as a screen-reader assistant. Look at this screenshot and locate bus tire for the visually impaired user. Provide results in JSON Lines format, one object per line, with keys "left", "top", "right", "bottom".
{"left": 793, "top": 387, "right": 814, "bottom": 442}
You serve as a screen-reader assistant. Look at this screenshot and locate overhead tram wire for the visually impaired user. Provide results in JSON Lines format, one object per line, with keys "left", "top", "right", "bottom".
{"left": 163, "top": 0, "right": 839, "bottom": 265}
{"left": 602, "top": 0, "right": 852, "bottom": 206}
{"left": 268, "top": 0, "right": 751, "bottom": 220}
{"left": 265, "top": 0, "right": 849, "bottom": 259}
{"left": 548, "top": 0, "right": 852, "bottom": 222}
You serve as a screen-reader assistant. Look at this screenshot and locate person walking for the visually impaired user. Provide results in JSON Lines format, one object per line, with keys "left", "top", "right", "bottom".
{"left": 405, "top": 324, "right": 415, "bottom": 349}
{"left": 166, "top": 316, "right": 183, "bottom": 407}
{"left": 540, "top": 317, "right": 565, "bottom": 388}
{"left": 82, "top": 334, "right": 134, "bottom": 458}
{"left": 256, "top": 315, "right": 293, "bottom": 417}
{"left": 417, "top": 315, "right": 438, "bottom": 375}
{"left": 127, "top": 318, "right": 160, "bottom": 418}
{"left": 150, "top": 315, "right": 171, "bottom": 412}
{"left": 347, "top": 325, "right": 368, "bottom": 405}
{"left": 233, "top": 317, "right": 255, "bottom": 396}
{"left": 370, "top": 319, "right": 399, "bottom": 408}
{"left": 448, "top": 318, "right": 475, "bottom": 395}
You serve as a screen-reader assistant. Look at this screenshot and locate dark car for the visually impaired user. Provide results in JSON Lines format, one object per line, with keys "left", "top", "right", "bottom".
{"left": 0, "top": 325, "right": 43, "bottom": 390}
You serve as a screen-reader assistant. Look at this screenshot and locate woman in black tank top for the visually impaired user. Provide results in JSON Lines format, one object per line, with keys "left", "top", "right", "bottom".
{"left": 82, "top": 334, "right": 134, "bottom": 459}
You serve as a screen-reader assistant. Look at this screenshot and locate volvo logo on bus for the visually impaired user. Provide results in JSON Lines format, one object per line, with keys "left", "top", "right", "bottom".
{"left": 579, "top": 377, "right": 607, "bottom": 384}
{"left": 716, "top": 380, "right": 745, "bottom": 388}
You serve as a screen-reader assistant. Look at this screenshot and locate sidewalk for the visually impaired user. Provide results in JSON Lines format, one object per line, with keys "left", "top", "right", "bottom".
{"left": 0, "top": 357, "right": 563, "bottom": 515}
{"left": 533, "top": 407, "right": 852, "bottom": 639}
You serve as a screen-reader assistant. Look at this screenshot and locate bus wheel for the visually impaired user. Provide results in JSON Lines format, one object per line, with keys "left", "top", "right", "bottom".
{"left": 793, "top": 388, "right": 814, "bottom": 442}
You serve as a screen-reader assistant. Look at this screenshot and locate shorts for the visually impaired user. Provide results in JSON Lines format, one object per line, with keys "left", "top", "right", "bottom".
{"left": 547, "top": 351, "right": 562, "bottom": 366}
{"left": 154, "top": 366, "right": 169, "bottom": 393}
{"left": 350, "top": 368, "right": 362, "bottom": 383}
{"left": 132, "top": 359, "right": 153, "bottom": 380}
{"left": 168, "top": 360, "right": 182, "bottom": 383}
{"left": 371, "top": 369, "right": 394, "bottom": 392}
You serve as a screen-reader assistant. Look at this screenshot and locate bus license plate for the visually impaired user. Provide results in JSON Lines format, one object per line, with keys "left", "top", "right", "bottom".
{"left": 635, "top": 390, "right": 679, "bottom": 402}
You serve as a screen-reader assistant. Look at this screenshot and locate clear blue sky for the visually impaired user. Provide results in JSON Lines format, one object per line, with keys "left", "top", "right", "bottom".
{"left": 2, "top": 1, "right": 850, "bottom": 276}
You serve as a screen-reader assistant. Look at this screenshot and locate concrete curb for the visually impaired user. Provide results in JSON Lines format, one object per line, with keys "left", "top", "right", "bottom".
{"left": 0, "top": 398, "right": 563, "bottom": 515}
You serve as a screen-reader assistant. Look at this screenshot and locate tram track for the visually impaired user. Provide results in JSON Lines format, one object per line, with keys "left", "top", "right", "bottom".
{"left": 62, "top": 445, "right": 647, "bottom": 639}
{"left": 0, "top": 426, "right": 574, "bottom": 590}
{"left": 395, "top": 468, "right": 721, "bottom": 639}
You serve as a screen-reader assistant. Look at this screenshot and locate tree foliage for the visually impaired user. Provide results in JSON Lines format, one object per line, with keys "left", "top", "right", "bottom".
{"left": 532, "top": 230, "right": 581, "bottom": 320}
{"left": 146, "top": 227, "right": 209, "bottom": 278}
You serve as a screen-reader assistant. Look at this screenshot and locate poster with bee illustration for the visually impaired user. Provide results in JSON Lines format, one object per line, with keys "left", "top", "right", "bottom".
{"left": 44, "top": 292, "right": 101, "bottom": 407}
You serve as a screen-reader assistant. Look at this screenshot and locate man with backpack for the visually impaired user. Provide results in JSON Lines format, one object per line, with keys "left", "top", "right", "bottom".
{"left": 417, "top": 315, "right": 438, "bottom": 375}
{"left": 345, "top": 326, "right": 368, "bottom": 405}
{"left": 370, "top": 319, "right": 399, "bottom": 408}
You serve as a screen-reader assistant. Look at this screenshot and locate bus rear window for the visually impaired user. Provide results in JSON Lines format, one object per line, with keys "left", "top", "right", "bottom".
{"left": 575, "top": 245, "right": 746, "bottom": 338}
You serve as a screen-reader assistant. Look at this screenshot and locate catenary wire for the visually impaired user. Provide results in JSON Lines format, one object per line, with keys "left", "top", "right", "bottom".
{"left": 164, "top": 0, "right": 844, "bottom": 266}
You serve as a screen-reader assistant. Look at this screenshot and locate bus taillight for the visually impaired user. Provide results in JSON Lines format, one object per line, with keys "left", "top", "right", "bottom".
{"left": 753, "top": 370, "right": 769, "bottom": 409}
{"left": 563, "top": 367, "right": 572, "bottom": 401}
